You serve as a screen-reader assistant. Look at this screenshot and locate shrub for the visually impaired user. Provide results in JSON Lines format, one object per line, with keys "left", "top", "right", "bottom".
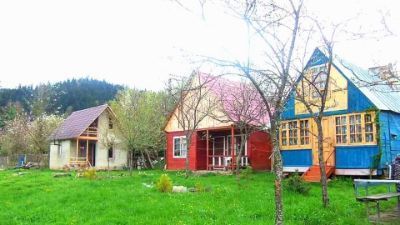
{"left": 239, "top": 166, "right": 254, "bottom": 179}
{"left": 285, "top": 172, "right": 310, "bottom": 195}
{"left": 199, "top": 172, "right": 216, "bottom": 177}
{"left": 193, "top": 182, "right": 211, "bottom": 192}
{"left": 83, "top": 168, "right": 97, "bottom": 180}
{"left": 156, "top": 174, "right": 173, "bottom": 193}
{"left": 195, "top": 181, "right": 205, "bottom": 192}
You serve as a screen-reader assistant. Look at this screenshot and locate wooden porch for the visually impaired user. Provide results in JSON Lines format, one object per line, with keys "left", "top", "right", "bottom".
{"left": 69, "top": 137, "right": 97, "bottom": 168}
{"left": 201, "top": 125, "right": 250, "bottom": 171}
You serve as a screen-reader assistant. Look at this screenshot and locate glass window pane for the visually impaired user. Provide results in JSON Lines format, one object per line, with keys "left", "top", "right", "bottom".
{"left": 174, "top": 138, "right": 181, "bottom": 156}
{"left": 365, "top": 114, "right": 371, "bottom": 123}
{"left": 356, "top": 115, "right": 361, "bottom": 123}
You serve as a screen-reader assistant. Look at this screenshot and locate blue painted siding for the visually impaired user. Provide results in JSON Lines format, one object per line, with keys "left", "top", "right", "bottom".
{"left": 281, "top": 149, "right": 312, "bottom": 167}
{"left": 281, "top": 49, "right": 376, "bottom": 120}
{"left": 379, "top": 111, "right": 400, "bottom": 166}
{"left": 281, "top": 93, "right": 295, "bottom": 120}
{"left": 346, "top": 80, "right": 374, "bottom": 113}
{"left": 306, "top": 48, "right": 328, "bottom": 68}
{"left": 335, "top": 145, "right": 379, "bottom": 169}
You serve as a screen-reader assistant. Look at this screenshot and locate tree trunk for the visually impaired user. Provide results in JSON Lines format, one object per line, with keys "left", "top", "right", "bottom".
{"left": 145, "top": 151, "right": 154, "bottom": 169}
{"left": 107, "top": 156, "right": 110, "bottom": 178}
{"left": 316, "top": 119, "right": 330, "bottom": 207}
{"left": 129, "top": 150, "right": 133, "bottom": 176}
{"left": 37, "top": 153, "right": 43, "bottom": 169}
{"left": 270, "top": 127, "right": 284, "bottom": 225}
{"left": 236, "top": 135, "right": 246, "bottom": 176}
{"left": 185, "top": 137, "right": 192, "bottom": 178}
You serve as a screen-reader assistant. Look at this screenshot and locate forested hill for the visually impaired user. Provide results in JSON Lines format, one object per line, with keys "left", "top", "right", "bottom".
{"left": 0, "top": 78, "right": 123, "bottom": 115}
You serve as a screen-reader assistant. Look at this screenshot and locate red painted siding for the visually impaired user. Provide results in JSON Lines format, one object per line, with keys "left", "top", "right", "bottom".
{"left": 248, "top": 131, "right": 272, "bottom": 170}
{"left": 166, "top": 129, "right": 272, "bottom": 171}
{"left": 196, "top": 135, "right": 207, "bottom": 170}
{"left": 166, "top": 131, "right": 198, "bottom": 170}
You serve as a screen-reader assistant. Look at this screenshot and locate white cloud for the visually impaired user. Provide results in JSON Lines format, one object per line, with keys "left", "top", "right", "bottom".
{"left": 0, "top": 0, "right": 399, "bottom": 90}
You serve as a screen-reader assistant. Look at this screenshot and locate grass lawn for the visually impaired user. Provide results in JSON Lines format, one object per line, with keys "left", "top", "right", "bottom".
{"left": 0, "top": 169, "right": 397, "bottom": 225}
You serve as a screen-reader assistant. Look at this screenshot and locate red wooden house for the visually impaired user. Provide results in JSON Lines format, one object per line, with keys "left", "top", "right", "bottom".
{"left": 164, "top": 73, "right": 273, "bottom": 171}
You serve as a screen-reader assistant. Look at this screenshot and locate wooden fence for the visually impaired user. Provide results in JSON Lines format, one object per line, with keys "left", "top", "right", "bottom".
{"left": 0, "top": 154, "right": 49, "bottom": 169}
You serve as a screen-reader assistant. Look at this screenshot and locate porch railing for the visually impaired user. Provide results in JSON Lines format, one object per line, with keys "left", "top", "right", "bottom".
{"left": 69, "top": 157, "right": 87, "bottom": 162}
{"left": 69, "top": 157, "right": 92, "bottom": 167}
{"left": 208, "top": 155, "right": 249, "bottom": 170}
{"left": 325, "top": 148, "right": 336, "bottom": 167}
{"left": 81, "top": 127, "right": 98, "bottom": 137}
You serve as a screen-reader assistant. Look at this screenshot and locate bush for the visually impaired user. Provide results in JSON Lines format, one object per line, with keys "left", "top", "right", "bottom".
{"left": 285, "top": 172, "right": 310, "bottom": 195}
{"left": 195, "top": 181, "right": 205, "bottom": 192}
{"left": 156, "top": 174, "right": 173, "bottom": 193}
{"left": 239, "top": 166, "right": 254, "bottom": 179}
{"left": 83, "top": 168, "right": 97, "bottom": 180}
{"left": 199, "top": 172, "right": 216, "bottom": 177}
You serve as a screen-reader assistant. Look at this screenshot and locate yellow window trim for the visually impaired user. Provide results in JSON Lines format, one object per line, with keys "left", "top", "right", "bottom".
{"left": 333, "top": 112, "right": 377, "bottom": 146}
{"left": 280, "top": 112, "right": 378, "bottom": 150}
{"left": 280, "top": 119, "right": 312, "bottom": 150}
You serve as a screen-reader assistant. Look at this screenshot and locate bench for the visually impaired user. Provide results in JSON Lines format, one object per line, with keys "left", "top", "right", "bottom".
{"left": 354, "top": 179, "right": 400, "bottom": 222}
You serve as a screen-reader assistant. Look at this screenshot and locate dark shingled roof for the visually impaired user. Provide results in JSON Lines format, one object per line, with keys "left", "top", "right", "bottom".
{"left": 50, "top": 104, "right": 109, "bottom": 140}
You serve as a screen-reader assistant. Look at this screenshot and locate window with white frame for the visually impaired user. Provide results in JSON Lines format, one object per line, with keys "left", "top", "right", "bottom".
{"left": 335, "top": 116, "right": 347, "bottom": 144}
{"left": 365, "top": 114, "right": 374, "bottom": 143}
{"left": 173, "top": 136, "right": 187, "bottom": 158}
{"left": 288, "top": 121, "right": 298, "bottom": 145}
{"left": 335, "top": 113, "right": 375, "bottom": 145}
{"left": 299, "top": 120, "right": 310, "bottom": 145}
{"left": 312, "top": 71, "right": 328, "bottom": 98}
{"left": 349, "top": 114, "right": 362, "bottom": 143}
{"left": 280, "top": 120, "right": 311, "bottom": 148}
{"left": 281, "top": 122, "right": 288, "bottom": 146}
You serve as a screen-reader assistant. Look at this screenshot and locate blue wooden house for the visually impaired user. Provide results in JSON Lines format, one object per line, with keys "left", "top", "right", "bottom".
{"left": 280, "top": 48, "right": 400, "bottom": 179}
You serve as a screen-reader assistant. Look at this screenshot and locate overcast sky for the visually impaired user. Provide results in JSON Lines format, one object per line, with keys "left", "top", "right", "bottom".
{"left": 0, "top": 0, "right": 399, "bottom": 90}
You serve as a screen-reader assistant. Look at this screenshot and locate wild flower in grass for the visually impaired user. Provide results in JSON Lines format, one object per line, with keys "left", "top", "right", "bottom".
{"left": 83, "top": 168, "right": 97, "bottom": 180}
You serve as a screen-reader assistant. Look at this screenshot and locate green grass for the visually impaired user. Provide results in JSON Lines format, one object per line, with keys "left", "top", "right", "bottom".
{"left": 0, "top": 169, "right": 397, "bottom": 225}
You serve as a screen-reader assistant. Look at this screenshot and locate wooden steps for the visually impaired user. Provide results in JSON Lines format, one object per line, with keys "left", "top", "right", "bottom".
{"left": 68, "top": 160, "right": 91, "bottom": 169}
{"left": 302, "top": 165, "right": 335, "bottom": 182}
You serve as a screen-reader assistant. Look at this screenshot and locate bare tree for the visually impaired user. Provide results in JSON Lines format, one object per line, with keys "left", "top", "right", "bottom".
{"left": 0, "top": 112, "right": 30, "bottom": 156}
{"left": 294, "top": 49, "right": 334, "bottom": 207}
{"left": 174, "top": 0, "right": 305, "bottom": 222}
{"left": 345, "top": 62, "right": 400, "bottom": 92}
{"left": 174, "top": 0, "right": 391, "bottom": 222}
{"left": 167, "top": 72, "right": 219, "bottom": 177}
{"left": 99, "top": 126, "right": 117, "bottom": 176}
{"left": 28, "top": 114, "right": 63, "bottom": 167}
{"left": 291, "top": 17, "right": 343, "bottom": 206}
{"left": 213, "top": 79, "right": 268, "bottom": 177}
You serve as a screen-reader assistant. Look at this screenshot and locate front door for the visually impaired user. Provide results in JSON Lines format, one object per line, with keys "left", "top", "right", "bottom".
{"left": 88, "top": 142, "right": 96, "bottom": 166}
{"left": 211, "top": 137, "right": 225, "bottom": 167}
{"left": 312, "top": 118, "right": 335, "bottom": 166}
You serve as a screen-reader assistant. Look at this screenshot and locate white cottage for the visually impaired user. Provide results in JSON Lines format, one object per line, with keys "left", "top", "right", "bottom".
{"left": 49, "top": 104, "right": 127, "bottom": 170}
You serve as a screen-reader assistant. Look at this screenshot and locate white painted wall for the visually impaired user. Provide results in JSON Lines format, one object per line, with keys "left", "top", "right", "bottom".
{"left": 49, "top": 108, "right": 128, "bottom": 170}
{"left": 95, "top": 109, "right": 127, "bottom": 169}
{"left": 49, "top": 140, "right": 71, "bottom": 170}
